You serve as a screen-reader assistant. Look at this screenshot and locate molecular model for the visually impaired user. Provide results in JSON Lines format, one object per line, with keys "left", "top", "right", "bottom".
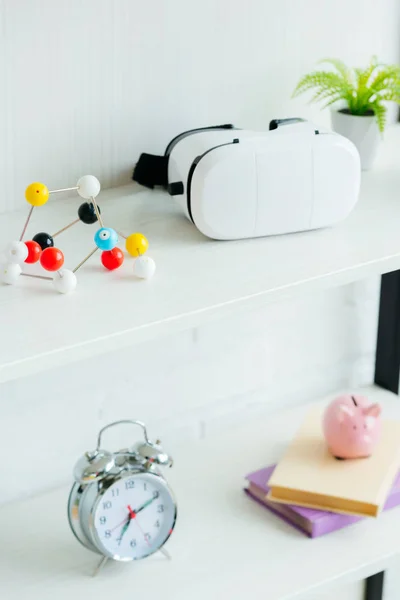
{"left": 1, "top": 175, "right": 155, "bottom": 294}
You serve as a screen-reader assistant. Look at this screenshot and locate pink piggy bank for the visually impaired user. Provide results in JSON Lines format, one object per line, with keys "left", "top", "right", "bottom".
{"left": 323, "top": 395, "right": 382, "bottom": 459}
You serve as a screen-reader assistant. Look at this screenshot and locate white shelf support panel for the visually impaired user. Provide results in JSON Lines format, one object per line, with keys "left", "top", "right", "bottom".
{"left": 1, "top": 126, "right": 400, "bottom": 383}
{"left": 1, "top": 385, "right": 400, "bottom": 600}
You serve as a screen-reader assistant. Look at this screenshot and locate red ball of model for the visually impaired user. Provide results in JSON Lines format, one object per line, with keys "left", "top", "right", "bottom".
{"left": 24, "top": 240, "right": 42, "bottom": 264}
{"left": 40, "top": 247, "right": 64, "bottom": 271}
{"left": 101, "top": 247, "right": 124, "bottom": 270}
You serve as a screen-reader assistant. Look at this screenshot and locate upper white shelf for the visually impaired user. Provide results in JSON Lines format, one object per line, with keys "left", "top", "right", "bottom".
{"left": 1, "top": 127, "right": 400, "bottom": 383}
{"left": 2, "top": 385, "right": 400, "bottom": 600}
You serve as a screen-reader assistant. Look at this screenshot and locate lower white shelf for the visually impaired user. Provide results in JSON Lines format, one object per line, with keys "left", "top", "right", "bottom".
{"left": 2, "top": 385, "right": 400, "bottom": 600}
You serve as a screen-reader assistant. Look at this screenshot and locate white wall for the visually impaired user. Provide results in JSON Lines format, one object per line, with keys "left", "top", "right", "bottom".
{"left": 0, "top": 279, "right": 380, "bottom": 505}
{"left": 1, "top": 2, "right": 399, "bottom": 599}
{"left": 0, "top": 0, "right": 399, "bottom": 213}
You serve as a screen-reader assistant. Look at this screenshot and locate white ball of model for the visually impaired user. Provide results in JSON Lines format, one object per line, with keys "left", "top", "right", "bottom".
{"left": 5, "top": 241, "right": 28, "bottom": 264}
{"left": 77, "top": 175, "right": 101, "bottom": 199}
{"left": 1, "top": 263, "right": 22, "bottom": 285}
{"left": 133, "top": 256, "right": 156, "bottom": 279}
{"left": 52, "top": 269, "right": 77, "bottom": 294}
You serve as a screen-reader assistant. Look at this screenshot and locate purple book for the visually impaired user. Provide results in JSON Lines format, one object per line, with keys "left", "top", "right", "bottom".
{"left": 245, "top": 465, "right": 400, "bottom": 538}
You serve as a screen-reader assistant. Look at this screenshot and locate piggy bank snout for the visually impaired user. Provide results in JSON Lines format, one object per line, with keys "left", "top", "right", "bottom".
{"left": 347, "top": 414, "right": 378, "bottom": 432}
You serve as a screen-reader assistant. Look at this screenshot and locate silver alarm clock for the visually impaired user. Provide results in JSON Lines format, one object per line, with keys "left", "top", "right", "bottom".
{"left": 68, "top": 420, "right": 177, "bottom": 573}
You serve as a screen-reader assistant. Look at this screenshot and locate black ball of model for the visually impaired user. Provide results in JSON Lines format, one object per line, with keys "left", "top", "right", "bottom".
{"left": 78, "top": 202, "right": 101, "bottom": 225}
{"left": 32, "top": 232, "right": 54, "bottom": 250}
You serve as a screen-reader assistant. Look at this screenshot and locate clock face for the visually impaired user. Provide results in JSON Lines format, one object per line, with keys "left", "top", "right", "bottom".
{"left": 93, "top": 472, "right": 176, "bottom": 561}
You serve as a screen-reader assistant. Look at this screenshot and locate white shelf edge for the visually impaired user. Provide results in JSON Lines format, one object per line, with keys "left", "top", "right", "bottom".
{"left": 2, "top": 251, "right": 400, "bottom": 385}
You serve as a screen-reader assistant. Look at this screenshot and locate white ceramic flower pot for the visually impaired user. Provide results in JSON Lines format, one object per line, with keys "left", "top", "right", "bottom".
{"left": 331, "top": 109, "right": 381, "bottom": 170}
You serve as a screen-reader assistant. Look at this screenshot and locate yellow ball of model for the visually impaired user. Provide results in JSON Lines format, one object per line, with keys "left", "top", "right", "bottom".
{"left": 125, "top": 233, "right": 149, "bottom": 257}
{"left": 25, "top": 182, "right": 49, "bottom": 207}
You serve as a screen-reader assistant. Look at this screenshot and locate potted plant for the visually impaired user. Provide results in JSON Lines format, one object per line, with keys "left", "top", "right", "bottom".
{"left": 292, "top": 57, "right": 400, "bottom": 169}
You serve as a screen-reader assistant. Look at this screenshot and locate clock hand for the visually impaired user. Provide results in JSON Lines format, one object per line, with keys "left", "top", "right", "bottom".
{"left": 115, "top": 505, "right": 138, "bottom": 545}
{"left": 134, "top": 514, "right": 152, "bottom": 548}
{"left": 110, "top": 515, "right": 130, "bottom": 533}
{"left": 110, "top": 503, "right": 136, "bottom": 536}
{"left": 117, "top": 518, "right": 131, "bottom": 545}
{"left": 127, "top": 504, "right": 137, "bottom": 519}
{"left": 108, "top": 496, "right": 157, "bottom": 538}
{"left": 131, "top": 496, "right": 157, "bottom": 515}
{"left": 126, "top": 504, "right": 152, "bottom": 548}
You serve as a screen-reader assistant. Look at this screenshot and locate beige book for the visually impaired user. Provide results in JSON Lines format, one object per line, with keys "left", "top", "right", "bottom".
{"left": 267, "top": 408, "right": 400, "bottom": 517}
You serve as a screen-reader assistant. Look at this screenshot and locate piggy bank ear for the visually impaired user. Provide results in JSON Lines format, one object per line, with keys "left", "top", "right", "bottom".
{"left": 337, "top": 404, "right": 354, "bottom": 423}
{"left": 364, "top": 403, "right": 381, "bottom": 418}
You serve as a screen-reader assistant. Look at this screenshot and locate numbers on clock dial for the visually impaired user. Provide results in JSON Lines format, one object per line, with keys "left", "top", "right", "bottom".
{"left": 94, "top": 473, "right": 176, "bottom": 561}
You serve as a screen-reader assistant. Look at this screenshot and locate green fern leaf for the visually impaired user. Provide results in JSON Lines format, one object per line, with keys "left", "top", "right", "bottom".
{"left": 368, "top": 65, "right": 400, "bottom": 92}
{"left": 356, "top": 59, "right": 378, "bottom": 87}
{"left": 319, "top": 58, "right": 355, "bottom": 87}
{"left": 293, "top": 71, "right": 350, "bottom": 102}
{"left": 370, "top": 101, "right": 387, "bottom": 133}
{"left": 309, "top": 85, "right": 343, "bottom": 104}
{"left": 354, "top": 58, "right": 379, "bottom": 112}
{"left": 320, "top": 94, "right": 343, "bottom": 109}
{"left": 375, "top": 88, "right": 400, "bottom": 103}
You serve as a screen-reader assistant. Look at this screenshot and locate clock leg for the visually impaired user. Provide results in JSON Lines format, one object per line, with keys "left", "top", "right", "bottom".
{"left": 92, "top": 556, "right": 109, "bottom": 577}
{"left": 159, "top": 547, "right": 171, "bottom": 560}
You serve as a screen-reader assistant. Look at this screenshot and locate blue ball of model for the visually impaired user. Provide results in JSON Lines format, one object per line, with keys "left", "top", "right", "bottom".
{"left": 94, "top": 227, "right": 118, "bottom": 251}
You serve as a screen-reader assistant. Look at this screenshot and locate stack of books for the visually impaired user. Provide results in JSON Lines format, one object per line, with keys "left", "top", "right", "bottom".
{"left": 245, "top": 407, "right": 400, "bottom": 538}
